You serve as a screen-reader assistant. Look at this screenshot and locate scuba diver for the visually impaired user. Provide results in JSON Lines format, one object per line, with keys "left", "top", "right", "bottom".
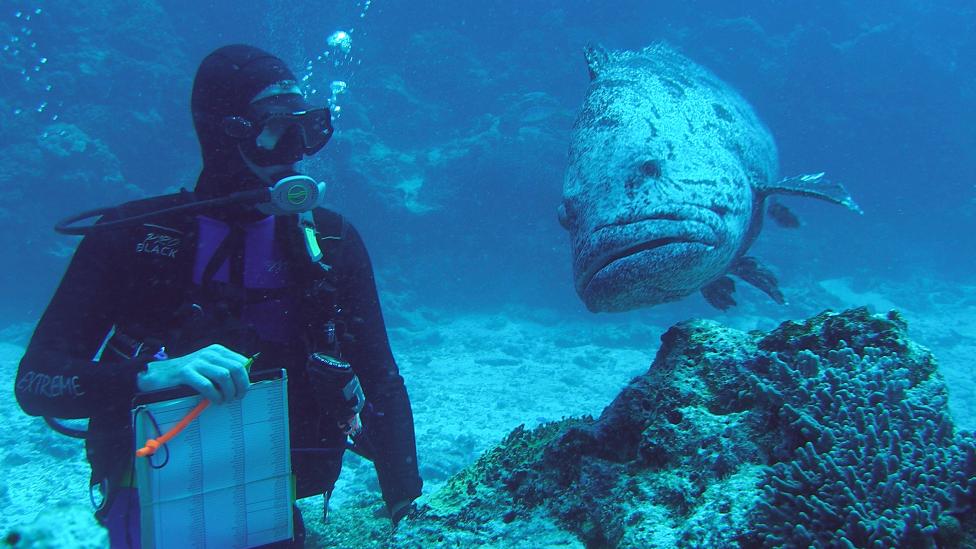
{"left": 14, "top": 44, "right": 422, "bottom": 547}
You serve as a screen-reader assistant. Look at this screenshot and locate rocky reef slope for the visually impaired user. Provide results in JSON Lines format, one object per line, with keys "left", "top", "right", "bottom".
{"left": 394, "top": 308, "right": 976, "bottom": 548}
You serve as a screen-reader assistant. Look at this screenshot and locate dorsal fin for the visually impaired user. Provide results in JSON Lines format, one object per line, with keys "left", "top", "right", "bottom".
{"left": 584, "top": 44, "right": 610, "bottom": 81}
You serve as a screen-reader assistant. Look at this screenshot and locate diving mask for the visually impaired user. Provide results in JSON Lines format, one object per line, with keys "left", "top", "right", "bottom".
{"left": 222, "top": 95, "right": 334, "bottom": 166}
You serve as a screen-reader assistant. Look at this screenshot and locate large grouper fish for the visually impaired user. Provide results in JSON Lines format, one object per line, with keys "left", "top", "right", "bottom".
{"left": 559, "top": 44, "right": 861, "bottom": 312}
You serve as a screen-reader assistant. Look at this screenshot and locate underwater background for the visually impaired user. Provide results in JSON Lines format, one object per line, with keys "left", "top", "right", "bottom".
{"left": 1, "top": 0, "right": 974, "bottom": 546}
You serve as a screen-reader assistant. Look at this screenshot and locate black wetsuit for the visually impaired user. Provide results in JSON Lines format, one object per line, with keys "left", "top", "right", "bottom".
{"left": 15, "top": 193, "right": 422, "bottom": 515}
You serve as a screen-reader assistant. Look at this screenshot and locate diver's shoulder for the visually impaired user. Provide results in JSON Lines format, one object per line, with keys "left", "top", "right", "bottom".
{"left": 311, "top": 206, "right": 353, "bottom": 238}
{"left": 79, "top": 192, "right": 192, "bottom": 244}
{"left": 114, "top": 191, "right": 193, "bottom": 218}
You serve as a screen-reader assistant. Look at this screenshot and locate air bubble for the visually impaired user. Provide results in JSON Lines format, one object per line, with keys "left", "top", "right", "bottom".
{"left": 300, "top": 9, "right": 374, "bottom": 123}
{"left": 327, "top": 30, "right": 352, "bottom": 54}
{"left": 330, "top": 81, "right": 347, "bottom": 95}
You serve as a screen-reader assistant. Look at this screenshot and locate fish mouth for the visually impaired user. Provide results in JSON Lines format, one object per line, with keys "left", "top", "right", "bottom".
{"left": 580, "top": 237, "right": 713, "bottom": 293}
{"left": 576, "top": 211, "right": 721, "bottom": 293}
{"left": 591, "top": 205, "right": 726, "bottom": 234}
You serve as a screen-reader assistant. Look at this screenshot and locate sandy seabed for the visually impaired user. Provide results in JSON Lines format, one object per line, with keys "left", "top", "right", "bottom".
{"left": 1, "top": 275, "right": 973, "bottom": 544}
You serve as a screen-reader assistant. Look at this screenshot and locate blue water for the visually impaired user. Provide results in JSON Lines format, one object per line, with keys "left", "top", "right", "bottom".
{"left": 1, "top": 1, "right": 973, "bottom": 326}
{"left": 1, "top": 1, "right": 973, "bottom": 323}
{"left": 2, "top": 0, "right": 975, "bottom": 542}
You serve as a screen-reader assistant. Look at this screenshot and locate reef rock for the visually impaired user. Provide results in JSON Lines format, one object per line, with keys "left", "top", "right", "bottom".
{"left": 395, "top": 308, "right": 976, "bottom": 548}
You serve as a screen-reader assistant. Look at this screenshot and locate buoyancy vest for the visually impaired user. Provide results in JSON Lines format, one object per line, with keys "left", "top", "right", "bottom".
{"left": 101, "top": 192, "right": 347, "bottom": 359}
{"left": 85, "top": 192, "right": 353, "bottom": 497}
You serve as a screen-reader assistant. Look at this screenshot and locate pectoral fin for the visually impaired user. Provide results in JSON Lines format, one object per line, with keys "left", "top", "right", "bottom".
{"left": 767, "top": 199, "right": 801, "bottom": 228}
{"left": 701, "top": 276, "right": 736, "bottom": 310}
{"left": 758, "top": 172, "right": 862, "bottom": 214}
{"left": 730, "top": 256, "right": 786, "bottom": 305}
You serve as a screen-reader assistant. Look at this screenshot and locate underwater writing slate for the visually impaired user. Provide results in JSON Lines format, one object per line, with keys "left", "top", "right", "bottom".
{"left": 132, "top": 370, "right": 293, "bottom": 549}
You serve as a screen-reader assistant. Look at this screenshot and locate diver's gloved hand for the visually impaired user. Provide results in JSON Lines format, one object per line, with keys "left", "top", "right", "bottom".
{"left": 137, "top": 344, "right": 251, "bottom": 404}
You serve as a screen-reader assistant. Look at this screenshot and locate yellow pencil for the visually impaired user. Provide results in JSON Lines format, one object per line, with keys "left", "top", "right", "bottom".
{"left": 244, "top": 353, "right": 260, "bottom": 374}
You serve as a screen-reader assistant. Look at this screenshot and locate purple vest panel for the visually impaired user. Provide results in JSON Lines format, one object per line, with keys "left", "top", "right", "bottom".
{"left": 193, "top": 215, "right": 295, "bottom": 343}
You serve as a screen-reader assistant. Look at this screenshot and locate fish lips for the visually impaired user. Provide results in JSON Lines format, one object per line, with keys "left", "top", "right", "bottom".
{"left": 575, "top": 216, "right": 722, "bottom": 310}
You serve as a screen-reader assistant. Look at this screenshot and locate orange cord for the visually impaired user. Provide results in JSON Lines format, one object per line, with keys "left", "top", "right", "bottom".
{"left": 136, "top": 399, "right": 210, "bottom": 457}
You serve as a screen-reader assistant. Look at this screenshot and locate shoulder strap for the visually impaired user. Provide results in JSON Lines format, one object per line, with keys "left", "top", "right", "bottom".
{"left": 298, "top": 210, "right": 336, "bottom": 275}
{"left": 303, "top": 208, "right": 350, "bottom": 276}
{"left": 288, "top": 209, "right": 349, "bottom": 356}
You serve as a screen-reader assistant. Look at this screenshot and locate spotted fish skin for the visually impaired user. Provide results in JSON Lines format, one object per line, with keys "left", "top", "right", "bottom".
{"left": 559, "top": 44, "right": 856, "bottom": 313}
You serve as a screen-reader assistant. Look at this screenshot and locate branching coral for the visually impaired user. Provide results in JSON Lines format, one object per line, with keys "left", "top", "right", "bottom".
{"left": 746, "top": 310, "right": 976, "bottom": 547}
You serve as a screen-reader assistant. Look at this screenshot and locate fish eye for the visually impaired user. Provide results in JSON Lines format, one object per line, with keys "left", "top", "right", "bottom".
{"left": 640, "top": 160, "right": 662, "bottom": 178}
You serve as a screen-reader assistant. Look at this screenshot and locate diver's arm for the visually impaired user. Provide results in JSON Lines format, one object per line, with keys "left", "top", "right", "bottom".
{"left": 15, "top": 231, "right": 145, "bottom": 419}
{"left": 336, "top": 222, "right": 423, "bottom": 511}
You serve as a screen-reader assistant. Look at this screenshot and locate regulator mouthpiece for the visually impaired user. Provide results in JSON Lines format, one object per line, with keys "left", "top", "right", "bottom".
{"left": 258, "top": 174, "right": 326, "bottom": 215}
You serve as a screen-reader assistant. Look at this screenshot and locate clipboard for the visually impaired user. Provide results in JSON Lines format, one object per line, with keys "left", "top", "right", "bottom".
{"left": 131, "top": 368, "right": 294, "bottom": 548}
